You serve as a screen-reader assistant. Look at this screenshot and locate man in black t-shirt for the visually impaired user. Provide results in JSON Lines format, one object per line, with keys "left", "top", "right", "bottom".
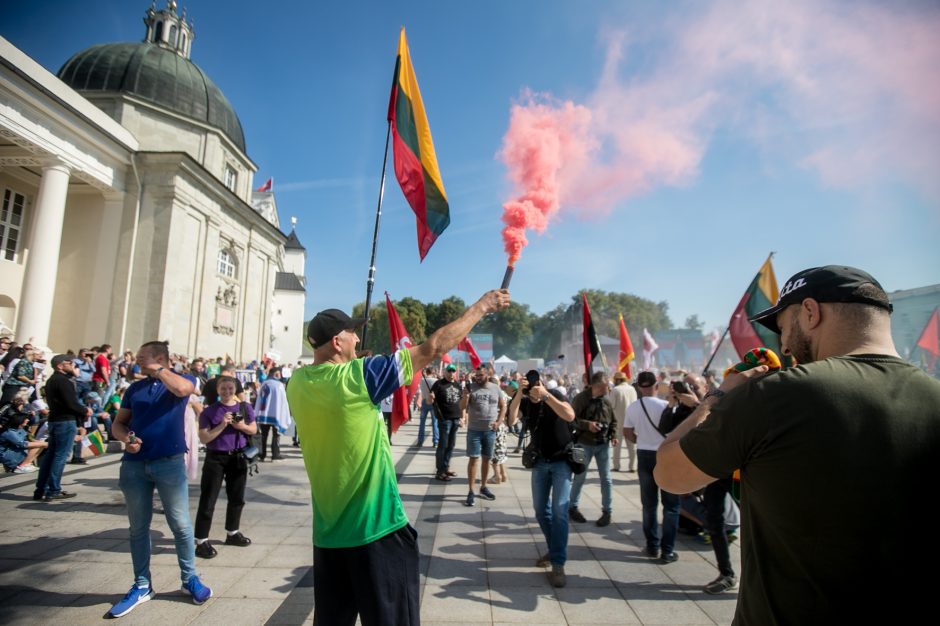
{"left": 430, "top": 365, "right": 463, "bottom": 481}
{"left": 507, "top": 371, "right": 575, "bottom": 589}
{"left": 655, "top": 265, "right": 940, "bottom": 624}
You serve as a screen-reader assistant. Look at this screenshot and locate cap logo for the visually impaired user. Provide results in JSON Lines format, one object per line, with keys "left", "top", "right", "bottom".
{"left": 777, "top": 277, "right": 807, "bottom": 303}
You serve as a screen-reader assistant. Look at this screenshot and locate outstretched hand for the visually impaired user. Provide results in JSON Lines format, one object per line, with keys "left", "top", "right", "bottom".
{"left": 477, "top": 289, "right": 511, "bottom": 315}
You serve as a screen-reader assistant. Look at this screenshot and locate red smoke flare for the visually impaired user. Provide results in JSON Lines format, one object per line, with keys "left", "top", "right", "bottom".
{"left": 500, "top": 96, "right": 594, "bottom": 265}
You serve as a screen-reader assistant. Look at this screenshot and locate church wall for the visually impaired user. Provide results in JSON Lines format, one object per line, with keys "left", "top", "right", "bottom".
{"left": 120, "top": 103, "right": 204, "bottom": 164}
{"left": 0, "top": 172, "right": 35, "bottom": 330}
{"left": 282, "top": 249, "right": 306, "bottom": 277}
{"left": 271, "top": 289, "right": 305, "bottom": 364}
{"left": 48, "top": 192, "right": 107, "bottom": 350}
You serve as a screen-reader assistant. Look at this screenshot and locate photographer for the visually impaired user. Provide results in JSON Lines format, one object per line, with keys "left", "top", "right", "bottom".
{"left": 194, "top": 376, "right": 257, "bottom": 559}
{"left": 568, "top": 372, "right": 617, "bottom": 527}
{"left": 507, "top": 370, "right": 575, "bottom": 588}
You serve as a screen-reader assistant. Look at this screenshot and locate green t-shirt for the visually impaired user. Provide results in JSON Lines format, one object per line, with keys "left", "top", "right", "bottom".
{"left": 681, "top": 355, "right": 940, "bottom": 625}
{"left": 286, "top": 350, "right": 413, "bottom": 548}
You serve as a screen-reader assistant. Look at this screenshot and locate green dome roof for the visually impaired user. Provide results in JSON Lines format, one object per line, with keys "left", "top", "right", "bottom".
{"left": 58, "top": 42, "right": 246, "bottom": 152}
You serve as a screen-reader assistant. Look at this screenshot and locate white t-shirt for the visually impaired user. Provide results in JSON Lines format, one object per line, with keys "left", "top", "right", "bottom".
{"left": 624, "top": 396, "right": 670, "bottom": 451}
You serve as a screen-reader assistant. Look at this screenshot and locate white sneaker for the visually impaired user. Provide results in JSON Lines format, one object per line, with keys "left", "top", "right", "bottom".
{"left": 14, "top": 465, "right": 37, "bottom": 474}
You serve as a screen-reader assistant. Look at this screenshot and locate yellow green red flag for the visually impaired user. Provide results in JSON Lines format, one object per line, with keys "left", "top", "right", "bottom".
{"left": 387, "top": 28, "right": 450, "bottom": 260}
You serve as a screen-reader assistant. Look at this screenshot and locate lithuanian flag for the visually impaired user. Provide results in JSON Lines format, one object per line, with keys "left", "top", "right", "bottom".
{"left": 84, "top": 430, "right": 106, "bottom": 456}
{"left": 387, "top": 28, "right": 450, "bottom": 260}
{"left": 729, "top": 255, "right": 780, "bottom": 358}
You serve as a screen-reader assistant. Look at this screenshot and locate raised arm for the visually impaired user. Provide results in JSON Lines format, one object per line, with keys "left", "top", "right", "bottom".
{"left": 408, "top": 289, "right": 510, "bottom": 372}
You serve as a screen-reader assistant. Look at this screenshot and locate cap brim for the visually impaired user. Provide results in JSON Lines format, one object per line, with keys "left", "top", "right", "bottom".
{"left": 748, "top": 303, "right": 785, "bottom": 335}
{"left": 350, "top": 317, "right": 367, "bottom": 329}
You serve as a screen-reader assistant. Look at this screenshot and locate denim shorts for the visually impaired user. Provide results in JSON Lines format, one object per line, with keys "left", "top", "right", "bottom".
{"left": 466, "top": 428, "right": 496, "bottom": 458}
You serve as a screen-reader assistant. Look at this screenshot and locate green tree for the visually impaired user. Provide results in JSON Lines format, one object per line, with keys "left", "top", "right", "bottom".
{"left": 684, "top": 314, "right": 704, "bottom": 331}
{"left": 425, "top": 296, "right": 466, "bottom": 334}
{"left": 476, "top": 301, "right": 536, "bottom": 357}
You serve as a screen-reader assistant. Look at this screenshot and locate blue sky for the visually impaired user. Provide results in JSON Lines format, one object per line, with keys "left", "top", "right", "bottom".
{"left": 5, "top": 0, "right": 939, "bottom": 336}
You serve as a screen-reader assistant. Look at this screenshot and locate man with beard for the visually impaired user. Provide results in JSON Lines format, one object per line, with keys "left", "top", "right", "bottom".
{"left": 655, "top": 266, "right": 940, "bottom": 625}
{"left": 431, "top": 364, "right": 462, "bottom": 481}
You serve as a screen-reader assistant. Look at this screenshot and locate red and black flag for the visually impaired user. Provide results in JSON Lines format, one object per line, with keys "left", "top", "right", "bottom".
{"left": 916, "top": 307, "right": 940, "bottom": 370}
{"left": 582, "top": 293, "right": 606, "bottom": 377}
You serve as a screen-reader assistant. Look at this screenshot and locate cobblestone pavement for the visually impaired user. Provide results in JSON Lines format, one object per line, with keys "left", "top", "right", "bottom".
{"left": 0, "top": 420, "right": 739, "bottom": 625}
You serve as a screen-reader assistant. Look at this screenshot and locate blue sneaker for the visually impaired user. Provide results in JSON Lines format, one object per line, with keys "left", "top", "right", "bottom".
{"left": 182, "top": 575, "right": 212, "bottom": 605}
{"left": 479, "top": 486, "right": 496, "bottom": 501}
{"left": 464, "top": 491, "right": 475, "bottom": 507}
{"left": 107, "top": 583, "right": 154, "bottom": 618}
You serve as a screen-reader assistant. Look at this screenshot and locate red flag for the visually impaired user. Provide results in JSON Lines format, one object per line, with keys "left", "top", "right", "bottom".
{"left": 582, "top": 293, "right": 605, "bottom": 377}
{"left": 457, "top": 336, "right": 482, "bottom": 369}
{"left": 385, "top": 293, "right": 422, "bottom": 433}
{"left": 617, "top": 313, "right": 634, "bottom": 378}
{"left": 916, "top": 308, "right": 940, "bottom": 368}
{"left": 256, "top": 177, "right": 273, "bottom": 192}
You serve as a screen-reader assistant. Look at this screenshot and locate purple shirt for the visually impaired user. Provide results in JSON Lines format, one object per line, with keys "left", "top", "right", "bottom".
{"left": 199, "top": 401, "right": 255, "bottom": 452}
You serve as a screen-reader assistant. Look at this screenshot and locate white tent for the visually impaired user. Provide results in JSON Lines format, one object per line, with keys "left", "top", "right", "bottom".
{"left": 493, "top": 354, "right": 518, "bottom": 374}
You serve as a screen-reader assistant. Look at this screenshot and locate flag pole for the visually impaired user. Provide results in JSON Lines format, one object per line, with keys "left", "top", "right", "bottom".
{"left": 701, "top": 326, "right": 730, "bottom": 376}
{"left": 361, "top": 120, "right": 392, "bottom": 348}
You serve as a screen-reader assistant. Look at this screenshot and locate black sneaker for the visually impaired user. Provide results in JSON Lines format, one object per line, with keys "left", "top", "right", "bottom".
{"left": 596, "top": 511, "right": 611, "bottom": 527}
{"left": 44, "top": 491, "right": 77, "bottom": 501}
{"left": 479, "top": 487, "right": 496, "bottom": 501}
{"left": 704, "top": 574, "right": 738, "bottom": 594}
{"left": 195, "top": 540, "right": 217, "bottom": 559}
{"left": 225, "top": 532, "right": 251, "bottom": 547}
{"left": 69, "top": 458, "right": 87, "bottom": 465}
{"left": 643, "top": 546, "right": 659, "bottom": 558}
{"left": 569, "top": 507, "right": 587, "bottom": 523}
{"left": 464, "top": 491, "right": 475, "bottom": 507}
{"left": 660, "top": 551, "right": 679, "bottom": 564}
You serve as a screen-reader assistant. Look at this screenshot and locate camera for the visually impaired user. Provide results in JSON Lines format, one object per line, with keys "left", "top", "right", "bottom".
{"left": 522, "top": 370, "right": 540, "bottom": 395}
{"left": 231, "top": 407, "right": 245, "bottom": 423}
{"left": 672, "top": 381, "right": 691, "bottom": 394}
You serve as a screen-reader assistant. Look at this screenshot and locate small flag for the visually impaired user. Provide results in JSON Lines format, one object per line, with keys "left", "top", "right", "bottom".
{"left": 642, "top": 328, "right": 659, "bottom": 370}
{"left": 256, "top": 177, "right": 273, "bottom": 192}
{"left": 582, "top": 293, "right": 606, "bottom": 376}
{"left": 385, "top": 293, "right": 422, "bottom": 433}
{"left": 387, "top": 28, "right": 450, "bottom": 260}
{"left": 915, "top": 308, "right": 940, "bottom": 369}
{"left": 618, "top": 314, "right": 635, "bottom": 378}
{"left": 729, "top": 254, "right": 780, "bottom": 359}
{"left": 457, "top": 337, "right": 482, "bottom": 369}
{"left": 83, "top": 430, "right": 106, "bottom": 456}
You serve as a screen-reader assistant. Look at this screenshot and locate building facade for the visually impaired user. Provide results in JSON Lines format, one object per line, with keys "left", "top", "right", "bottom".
{"left": 0, "top": 1, "right": 304, "bottom": 361}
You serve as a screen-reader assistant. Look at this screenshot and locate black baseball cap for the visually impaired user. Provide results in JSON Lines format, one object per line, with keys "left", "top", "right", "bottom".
{"left": 749, "top": 265, "right": 893, "bottom": 334}
{"left": 636, "top": 371, "right": 657, "bottom": 387}
{"left": 307, "top": 309, "right": 366, "bottom": 348}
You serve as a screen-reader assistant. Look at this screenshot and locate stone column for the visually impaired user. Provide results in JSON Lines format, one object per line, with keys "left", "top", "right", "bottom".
{"left": 15, "top": 162, "right": 71, "bottom": 347}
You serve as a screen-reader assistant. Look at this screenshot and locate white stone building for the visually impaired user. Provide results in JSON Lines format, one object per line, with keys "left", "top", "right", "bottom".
{"left": 0, "top": 1, "right": 304, "bottom": 362}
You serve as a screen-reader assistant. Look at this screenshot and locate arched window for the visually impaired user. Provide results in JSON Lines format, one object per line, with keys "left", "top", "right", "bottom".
{"left": 217, "top": 248, "right": 237, "bottom": 279}
{"left": 169, "top": 24, "right": 178, "bottom": 45}
{"left": 154, "top": 21, "right": 164, "bottom": 42}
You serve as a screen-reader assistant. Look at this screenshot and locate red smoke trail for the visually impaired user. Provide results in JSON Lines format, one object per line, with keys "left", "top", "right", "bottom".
{"left": 500, "top": 96, "right": 594, "bottom": 265}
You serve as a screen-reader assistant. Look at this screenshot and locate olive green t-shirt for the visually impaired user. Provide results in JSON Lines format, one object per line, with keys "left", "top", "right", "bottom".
{"left": 681, "top": 355, "right": 940, "bottom": 625}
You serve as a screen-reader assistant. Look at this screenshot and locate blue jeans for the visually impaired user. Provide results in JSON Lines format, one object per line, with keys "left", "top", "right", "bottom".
{"left": 531, "top": 459, "right": 572, "bottom": 566}
{"left": 435, "top": 419, "right": 459, "bottom": 474}
{"left": 466, "top": 428, "right": 496, "bottom": 458}
{"left": 568, "top": 442, "right": 613, "bottom": 513}
{"left": 34, "top": 420, "right": 77, "bottom": 498}
{"left": 637, "top": 449, "right": 680, "bottom": 553}
{"left": 119, "top": 454, "right": 197, "bottom": 586}
{"left": 417, "top": 403, "right": 439, "bottom": 445}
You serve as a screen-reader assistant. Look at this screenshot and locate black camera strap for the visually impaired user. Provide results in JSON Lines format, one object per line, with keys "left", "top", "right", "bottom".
{"left": 639, "top": 397, "right": 667, "bottom": 439}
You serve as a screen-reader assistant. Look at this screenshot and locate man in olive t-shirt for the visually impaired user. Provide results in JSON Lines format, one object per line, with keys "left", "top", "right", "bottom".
{"left": 655, "top": 266, "right": 940, "bottom": 625}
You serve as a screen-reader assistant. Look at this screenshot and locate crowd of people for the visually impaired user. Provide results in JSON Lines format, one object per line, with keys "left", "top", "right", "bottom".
{"left": 2, "top": 264, "right": 938, "bottom": 626}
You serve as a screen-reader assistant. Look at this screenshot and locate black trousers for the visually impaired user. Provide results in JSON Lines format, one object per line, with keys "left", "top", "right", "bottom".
{"left": 259, "top": 424, "right": 280, "bottom": 459}
{"left": 313, "top": 525, "right": 419, "bottom": 626}
{"left": 194, "top": 450, "right": 247, "bottom": 539}
{"left": 704, "top": 476, "right": 735, "bottom": 577}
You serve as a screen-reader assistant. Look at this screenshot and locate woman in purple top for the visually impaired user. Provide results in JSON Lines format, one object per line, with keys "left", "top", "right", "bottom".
{"left": 194, "top": 376, "right": 257, "bottom": 558}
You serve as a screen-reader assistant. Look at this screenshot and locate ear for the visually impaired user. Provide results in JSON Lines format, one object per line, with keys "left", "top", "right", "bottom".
{"left": 801, "top": 298, "right": 823, "bottom": 330}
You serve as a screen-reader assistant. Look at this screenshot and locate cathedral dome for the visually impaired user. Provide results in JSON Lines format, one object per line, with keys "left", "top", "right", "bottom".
{"left": 57, "top": 42, "right": 246, "bottom": 152}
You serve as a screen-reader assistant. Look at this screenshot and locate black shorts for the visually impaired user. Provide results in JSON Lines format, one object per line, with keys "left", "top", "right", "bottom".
{"left": 313, "top": 524, "right": 419, "bottom": 626}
